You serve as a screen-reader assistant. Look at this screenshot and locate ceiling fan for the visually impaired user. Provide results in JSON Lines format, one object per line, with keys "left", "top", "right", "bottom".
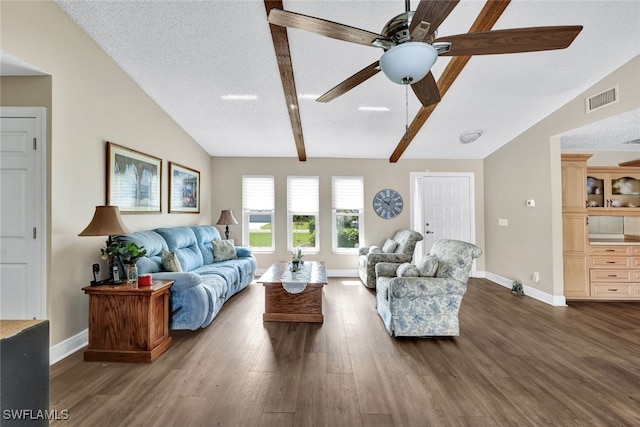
{"left": 268, "top": 0, "right": 583, "bottom": 108}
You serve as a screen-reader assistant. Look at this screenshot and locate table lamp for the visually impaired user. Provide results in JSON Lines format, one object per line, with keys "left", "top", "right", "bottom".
{"left": 216, "top": 209, "right": 238, "bottom": 240}
{"left": 79, "top": 205, "right": 130, "bottom": 284}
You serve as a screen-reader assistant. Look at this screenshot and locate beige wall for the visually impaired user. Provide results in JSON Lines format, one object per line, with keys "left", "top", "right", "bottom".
{"left": 211, "top": 157, "right": 485, "bottom": 271}
{"left": 1, "top": 1, "right": 212, "bottom": 345}
{"left": 484, "top": 55, "right": 640, "bottom": 297}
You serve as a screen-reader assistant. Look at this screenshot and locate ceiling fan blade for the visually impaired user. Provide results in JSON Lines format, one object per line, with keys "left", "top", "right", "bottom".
{"left": 317, "top": 61, "right": 381, "bottom": 103}
{"left": 268, "top": 8, "right": 388, "bottom": 47}
{"left": 411, "top": 72, "right": 441, "bottom": 107}
{"left": 435, "top": 26, "right": 583, "bottom": 56}
{"left": 410, "top": 0, "right": 460, "bottom": 38}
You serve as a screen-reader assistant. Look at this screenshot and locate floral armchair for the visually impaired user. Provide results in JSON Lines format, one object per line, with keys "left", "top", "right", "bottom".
{"left": 375, "top": 239, "right": 482, "bottom": 337}
{"left": 358, "top": 229, "right": 423, "bottom": 288}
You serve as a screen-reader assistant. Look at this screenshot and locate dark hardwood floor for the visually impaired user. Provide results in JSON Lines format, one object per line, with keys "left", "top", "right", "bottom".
{"left": 50, "top": 278, "right": 640, "bottom": 426}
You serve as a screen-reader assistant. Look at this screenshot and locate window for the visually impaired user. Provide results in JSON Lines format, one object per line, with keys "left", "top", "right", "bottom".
{"left": 242, "top": 176, "right": 274, "bottom": 252}
{"left": 287, "top": 176, "right": 319, "bottom": 252}
{"left": 332, "top": 176, "right": 364, "bottom": 253}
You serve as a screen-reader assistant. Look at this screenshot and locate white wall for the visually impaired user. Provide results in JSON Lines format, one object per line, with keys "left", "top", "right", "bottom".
{"left": 484, "top": 56, "right": 640, "bottom": 300}
{"left": 1, "top": 1, "right": 212, "bottom": 346}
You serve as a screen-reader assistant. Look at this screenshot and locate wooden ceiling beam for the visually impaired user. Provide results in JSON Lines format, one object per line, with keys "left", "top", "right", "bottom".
{"left": 389, "top": 0, "right": 511, "bottom": 163}
{"left": 264, "top": 1, "right": 306, "bottom": 161}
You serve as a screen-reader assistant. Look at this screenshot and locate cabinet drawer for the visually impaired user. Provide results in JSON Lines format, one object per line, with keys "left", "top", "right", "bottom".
{"left": 632, "top": 247, "right": 640, "bottom": 256}
{"left": 590, "top": 257, "right": 632, "bottom": 267}
{"left": 590, "top": 246, "right": 631, "bottom": 256}
{"left": 589, "top": 269, "right": 633, "bottom": 282}
{"left": 590, "top": 284, "right": 633, "bottom": 298}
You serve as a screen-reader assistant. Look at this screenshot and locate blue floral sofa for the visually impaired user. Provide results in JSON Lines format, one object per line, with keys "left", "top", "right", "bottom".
{"left": 115, "top": 225, "right": 256, "bottom": 330}
{"left": 375, "top": 239, "right": 482, "bottom": 337}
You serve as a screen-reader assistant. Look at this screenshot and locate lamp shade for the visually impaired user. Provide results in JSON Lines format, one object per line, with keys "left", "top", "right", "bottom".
{"left": 379, "top": 42, "right": 438, "bottom": 85}
{"left": 78, "top": 205, "right": 130, "bottom": 237}
{"left": 216, "top": 209, "right": 239, "bottom": 225}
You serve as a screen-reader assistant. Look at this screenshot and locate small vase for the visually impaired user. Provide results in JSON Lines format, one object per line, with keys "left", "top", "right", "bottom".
{"left": 126, "top": 265, "right": 138, "bottom": 284}
{"left": 291, "top": 260, "right": 300, "bottom": 272}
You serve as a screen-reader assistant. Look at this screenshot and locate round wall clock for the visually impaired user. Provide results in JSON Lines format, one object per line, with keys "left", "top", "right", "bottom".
{"left": 373, "top": 189, "right": 403, "bottom": 219}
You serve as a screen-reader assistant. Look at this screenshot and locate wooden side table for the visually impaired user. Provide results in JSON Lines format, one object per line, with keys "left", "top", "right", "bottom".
{"left": 82, "top": 280, "right": 173, "bottom": 363}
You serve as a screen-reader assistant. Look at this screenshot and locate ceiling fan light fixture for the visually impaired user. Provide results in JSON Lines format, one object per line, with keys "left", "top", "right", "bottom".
{"left": 459, "top": 130, "right": 483, "bottom": 144}
{"left": 379, "top": 42, "right": 438, "bottom": 85}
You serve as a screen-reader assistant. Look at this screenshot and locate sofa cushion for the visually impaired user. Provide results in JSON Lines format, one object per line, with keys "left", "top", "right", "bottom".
{"left": 416, "top": 255, "right": 438, "bottom": 277}
{"left": 191, "top": 225, "right": 222, "bottom": 265}
{"left": 213, "top": 240, "right": 238, "bottom": 262}
{"left": 397, "top": 263, "right": 420, "bottom": 277}
{"left": 382, "top": 239, "right": 399, "bottom": 253}
{"left": 156, "top": 227, "right": 204, "bottom": 271}
{"left": 115, "top": 231, "right": 167, "bottom": 274}
{"left": 162, "top": 249, "right": 182, "bottom": 272}
{"left": 235, "top": 246, "right": 252, "bottom": 258}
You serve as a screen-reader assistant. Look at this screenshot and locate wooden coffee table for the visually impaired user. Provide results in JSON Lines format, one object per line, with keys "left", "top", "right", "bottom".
{"left": 258, "top": 261, "right": 327, "bottom": 323}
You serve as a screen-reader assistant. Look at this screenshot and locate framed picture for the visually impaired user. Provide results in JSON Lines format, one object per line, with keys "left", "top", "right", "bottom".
{"left": 169, "top": 162, "right": 200, "bottom": 213}
{"left": 106, "top": 142, "right": 162, "bottom": 214}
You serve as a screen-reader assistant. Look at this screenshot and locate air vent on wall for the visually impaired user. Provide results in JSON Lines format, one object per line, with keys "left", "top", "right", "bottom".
{"left": 585, "top": 86, "right": 618, "bottom": 113}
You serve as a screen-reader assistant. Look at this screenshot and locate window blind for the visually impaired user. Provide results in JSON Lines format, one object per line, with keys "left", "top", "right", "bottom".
{"left": 287, "top": 176, "right": 319, "bottom": 213}
{"left": 242, "top": 176, "right": 274, "bottom": 210}
{"left": 332, "top": 176, "right": 364, "bottom": 210}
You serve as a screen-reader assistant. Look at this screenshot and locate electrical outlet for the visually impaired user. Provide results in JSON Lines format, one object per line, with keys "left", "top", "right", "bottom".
{"left": 532, "top": 271, "right": 540, "bottom": 283}
{"left": 498, "top": 218, "right": 508, "bottom": 226}
{"left": 526, "top": 199, "right": 535, "bottom": 207}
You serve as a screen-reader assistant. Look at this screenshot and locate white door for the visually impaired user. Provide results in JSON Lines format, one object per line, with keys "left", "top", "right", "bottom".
{"left": 411, "top": 173, "right": 474, "bottom": 261}
{"left": 0, "top": 109, "right": 46, "bottom": 319}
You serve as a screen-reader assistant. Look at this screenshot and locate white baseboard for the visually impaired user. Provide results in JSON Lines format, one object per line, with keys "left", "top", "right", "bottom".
{"left": 50, "top": 328, "right": 87, "bottom": 365}
{"left": 483, "top": 271, "right": 567, "bottom": 306}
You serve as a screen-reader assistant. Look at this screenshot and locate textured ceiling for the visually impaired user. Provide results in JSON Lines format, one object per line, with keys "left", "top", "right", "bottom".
{"left": 560, "top": 108, "right": 640, "bottom": 152}
{"left": 23, "top": 1, "right": 640, "bottom": 159}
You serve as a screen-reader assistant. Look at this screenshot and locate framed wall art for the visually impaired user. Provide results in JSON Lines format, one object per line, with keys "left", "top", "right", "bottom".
{"left": 169, "top": 162, "right": 200, "bottom": 214}
{"left": 106, "top": 141, "right": 162, "bottom": 214}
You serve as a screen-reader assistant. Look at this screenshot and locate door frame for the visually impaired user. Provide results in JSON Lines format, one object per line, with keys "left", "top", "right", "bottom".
{"left": 0, "top": 107, "right": 47, "bottom": 319}
{"left": 409, "top": 172, "right": 476, "bottom": 269}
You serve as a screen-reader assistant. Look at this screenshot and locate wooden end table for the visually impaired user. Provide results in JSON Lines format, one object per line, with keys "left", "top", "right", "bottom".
{"left": 82, "top": 280, "right": 173, "bottom": 363}
{"left": 258, "top": 261, "right": 327, "bottom": 323}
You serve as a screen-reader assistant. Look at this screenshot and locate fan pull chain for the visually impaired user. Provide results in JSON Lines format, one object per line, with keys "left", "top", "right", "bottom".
{"left": 405, "top": 84, "right": 409, "bottom": 141}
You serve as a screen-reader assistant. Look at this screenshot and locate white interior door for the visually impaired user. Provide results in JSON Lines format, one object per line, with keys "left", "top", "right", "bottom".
{"left": 411, "top": 173, "right": 474, "bottom": 261}
{"left": 0, "top": 109, "right": 46, "bottom": 319}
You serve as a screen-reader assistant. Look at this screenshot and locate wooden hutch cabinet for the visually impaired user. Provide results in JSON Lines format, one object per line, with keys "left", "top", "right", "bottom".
{"left": 586, "top": 167, "right": 640, "bottom": 213}
{"left": 561, "top": 154, "right": 640, "bottom": 301}
{"left": 561, "top": 154, "right": 591, "bottom": 298}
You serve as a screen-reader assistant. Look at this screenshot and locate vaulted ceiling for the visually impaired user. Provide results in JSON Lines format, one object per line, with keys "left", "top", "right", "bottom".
{"left": 38, "top": 1, "right": 640, "bottom": 160}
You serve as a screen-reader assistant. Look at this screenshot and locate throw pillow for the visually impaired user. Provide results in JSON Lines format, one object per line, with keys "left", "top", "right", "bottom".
{"left": 416, "top": 255, "right": 438, "bottom": 277}
{"left": 381, "top": 239, "right": 399, "bottom": 254}
{"left": 397, "top": 262, "right": 420, "bottom": 277}
{"left": 161, "top": 249, "right": 182, "bottom": 272}
{"left": 368, "top": 246, "right": 382, "bottom": 254}
{"left": 212, "top": 239, "right": 238, "bottom": 262}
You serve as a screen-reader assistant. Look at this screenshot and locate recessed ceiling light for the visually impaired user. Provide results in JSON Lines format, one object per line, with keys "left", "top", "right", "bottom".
{"left": 358, "top": 106, "right": 390, "bottom": 112}
{"left": 220, "top": 94, "right": 258, "bottom": 100}
{"left": 298, "top": 94, "right": 321, "bottom": 100}
{"left": 459, "top": 130, "right": 483, "bottom": 143}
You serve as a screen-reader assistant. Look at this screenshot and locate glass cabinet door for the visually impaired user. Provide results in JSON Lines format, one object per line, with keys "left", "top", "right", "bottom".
{"left": 587, "top": 176, "right": 605, "bottom": 208}
{"left": 609, "top": 175, "right": 640, "bottom": 208}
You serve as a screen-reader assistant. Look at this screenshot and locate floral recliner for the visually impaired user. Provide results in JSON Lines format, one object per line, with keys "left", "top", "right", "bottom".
{"left": 358, "top": 230, "right": 423, "bottom": 288}
{"left": 375, "top": 239, "right": 482, "bottom": 337}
